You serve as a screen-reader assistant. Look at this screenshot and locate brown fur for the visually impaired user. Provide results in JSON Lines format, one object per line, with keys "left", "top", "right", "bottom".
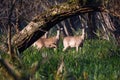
{"left": 33, "top": 29, "right": 61, "bottom": 49}
{"left": 63, "top": 28, "right": 85, "bottom": 52}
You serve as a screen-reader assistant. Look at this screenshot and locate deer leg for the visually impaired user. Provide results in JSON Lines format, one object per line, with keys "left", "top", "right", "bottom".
{"left": 63, "top": 47, "right": 68, "bottom": 51}
{"left": 49, "top": 44, "right": 57, "bottom": 48}
{"left": 76, "top": 46, "right": 79, "bottom": 52}
{"left": 53, "top": 45, "right": 57, "bottom": 48}
{"left": 37, "top": 45, "right": 43, "bottom": 50}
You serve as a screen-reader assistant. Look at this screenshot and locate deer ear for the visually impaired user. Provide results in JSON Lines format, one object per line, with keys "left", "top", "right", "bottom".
{"left": 85, "top": 26, "right": 88, "bottom": 29}
{"left": 60, "top": 28, "right": 63, "bottom": 31}
{"left": 57, "top": 26, "right": 63, "bottom": 30}
{"left": 59, "top": 28, "right": 63, "bottom": 31}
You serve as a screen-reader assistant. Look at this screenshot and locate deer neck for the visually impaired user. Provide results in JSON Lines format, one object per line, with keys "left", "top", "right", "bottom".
{"left": 81, "top": 28, "right": 85, "bottom": 40}
{"left": 56, "top": 30, "right": 60, "bottom": 39}
{"left": 44, "top": 32, "right": 48, "bottom": 38}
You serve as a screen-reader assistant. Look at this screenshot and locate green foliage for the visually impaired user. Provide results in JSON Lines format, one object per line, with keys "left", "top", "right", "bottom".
{"left": 1, "top": 39, "right": 119, "bottom": 80}
{"left": 21, "top": 39, "right": 120, "bottom": 80}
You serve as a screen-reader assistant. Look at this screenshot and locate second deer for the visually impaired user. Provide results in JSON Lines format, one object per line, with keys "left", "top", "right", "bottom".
{"left": 63, "top": 28, "right": 85, "bottom": 52}
{"left": 33, "top": 28, "right": 62, "bottom": 49}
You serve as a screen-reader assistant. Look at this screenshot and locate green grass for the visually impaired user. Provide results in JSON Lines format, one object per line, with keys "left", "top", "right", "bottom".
{"left": 19, "top": 39, "right": 120, "bottom": 80}
{"left": 0, "top": 31, "right": 118, "bottom": 78}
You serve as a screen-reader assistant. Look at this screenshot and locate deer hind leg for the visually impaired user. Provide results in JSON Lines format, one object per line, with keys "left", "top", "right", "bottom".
{"left": 49, "top": 44, "right": 57, "bottom": 48}
{"left": 63, "top": 46, "right": 68, "bottom": 51}
{"left": 76, "top": 46, "right": 79, "bottom": 52}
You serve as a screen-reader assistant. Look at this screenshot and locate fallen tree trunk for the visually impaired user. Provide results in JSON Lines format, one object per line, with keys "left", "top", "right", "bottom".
{"left": 11, "top": 3, "right": 104, "bottom": 53}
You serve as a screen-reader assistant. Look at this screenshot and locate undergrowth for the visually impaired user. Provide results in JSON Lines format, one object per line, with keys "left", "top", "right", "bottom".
{"left": 21, "top": 39, "right": 120, "bottom": 80}
{"left": 0, "top": 39, "right": 120, "bottom": 80}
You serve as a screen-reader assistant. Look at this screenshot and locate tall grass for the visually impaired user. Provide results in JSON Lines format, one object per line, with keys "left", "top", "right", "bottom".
{"left": 22, "top": 39, "right": 120, "bottom": 80}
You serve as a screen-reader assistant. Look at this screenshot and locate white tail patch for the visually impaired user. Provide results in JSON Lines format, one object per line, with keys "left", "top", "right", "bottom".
{"left": 63, "top": 28, "right": 85, "bottom": 52}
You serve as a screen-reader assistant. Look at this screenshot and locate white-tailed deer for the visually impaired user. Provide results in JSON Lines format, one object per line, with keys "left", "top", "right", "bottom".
{"left": 63, "top": 28, "right": 85, "bottom": 52}
{"left": 33, "top": 28, "right": 61, "bottom": 49}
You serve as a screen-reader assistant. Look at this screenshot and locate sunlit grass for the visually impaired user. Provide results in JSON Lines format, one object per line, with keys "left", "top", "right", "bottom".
{"left": 21, "top": 39, "right": 120, "bottom": 80}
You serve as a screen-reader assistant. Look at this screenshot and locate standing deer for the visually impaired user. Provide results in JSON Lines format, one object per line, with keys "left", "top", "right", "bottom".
{"left": 63, "top": 28, "right": 85, "bottom": 52}
{"left": 33, "top": 28, "right": 61, "bottom": 49}
{"left": 32, "top": 32, "right": 48, "bottom": 49}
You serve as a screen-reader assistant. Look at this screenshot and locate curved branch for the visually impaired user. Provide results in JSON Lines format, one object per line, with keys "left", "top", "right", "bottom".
{"left": 12, "top": 3, "right": 104, "bottom": 53}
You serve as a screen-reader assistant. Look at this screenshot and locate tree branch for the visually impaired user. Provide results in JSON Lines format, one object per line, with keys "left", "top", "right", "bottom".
{"left": 11, "top": 3, "right": 104, "bottom": 53}
{"left": 0, "top": 58, "right": 22, "bottom": 80}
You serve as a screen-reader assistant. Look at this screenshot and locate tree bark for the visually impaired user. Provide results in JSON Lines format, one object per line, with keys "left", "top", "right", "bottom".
{"left": 0, "top": 59, "right": 22, "bottom": 80}
{"left": 11, "top": 3, "right": 103, "bottom": 53}
{"left": 86, "top": 12, "right": 97, "bottom": 39}
{"left": 61, "top": 20, "right": 73, "bottom": 36}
